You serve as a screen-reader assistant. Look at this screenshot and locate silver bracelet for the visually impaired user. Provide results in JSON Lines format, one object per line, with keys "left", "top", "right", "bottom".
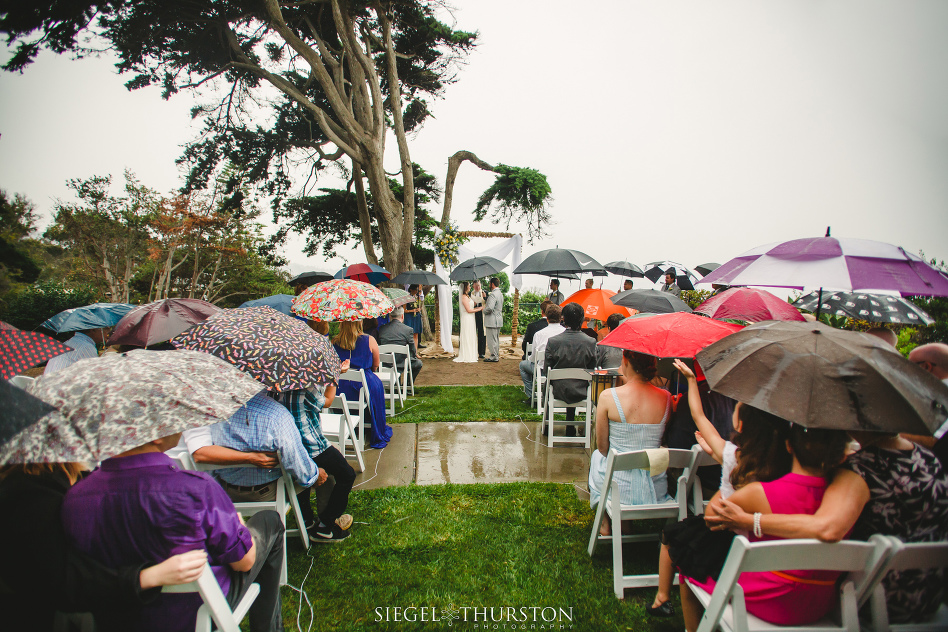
{"left": 753, "top": 512, "right": 763, "bottom": 539}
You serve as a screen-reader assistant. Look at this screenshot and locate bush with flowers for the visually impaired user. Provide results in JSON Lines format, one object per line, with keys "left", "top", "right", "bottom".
{"left": 434, "top": 222, "right": 466, "bottom": 267}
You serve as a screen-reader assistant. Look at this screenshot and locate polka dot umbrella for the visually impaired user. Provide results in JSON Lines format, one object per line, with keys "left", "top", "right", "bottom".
{"left": 0, "top": 330, "right": 72, "bottom": 380}
{"left": 292, "top": 279, "right": 395, "bottom": 322}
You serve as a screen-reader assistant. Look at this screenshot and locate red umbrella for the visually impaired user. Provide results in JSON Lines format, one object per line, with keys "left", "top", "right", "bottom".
{"left": 599, "top": 312, "right": 744, "bottom": 359}
{"left": 694, "top": 287, "right": 805, "bottom": 323}
{"left": 562, "top": 288, "right": 631, "bottom": 322}
{"left": 0, "top": 330, "right": 71, "bottom": 380}
{"left": 333, "top": 263, "right": 391, "bottom": 285}
{"left": 107, "top": 298, "right": 221, "bottom": 347}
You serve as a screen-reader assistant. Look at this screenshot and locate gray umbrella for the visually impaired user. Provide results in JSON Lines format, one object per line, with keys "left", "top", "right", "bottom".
{"left": 793, "top": 291, "right": 934, "bottom": 326}
{"left": 389, "top": 269, "right": 448, "bottom": 286}
{"left": 450, "top": 256, "right": 508, "bottom": 282}
{"left": 610, "top": 289, "right": 693, "bottom": 314}
{"left": 696, "top": 320, "right": 948, "bottom": 434}
{"left": 604, "top": 260, "right": 646, "bottom": 277}
{"left": 289, "top": 270, "right": 334, "bottom": 286}
{"left": 0, "top": 380, "right": 57, "bottom": 448}
{"left": 514, "top": 248, "right": 606, "bottom": 276}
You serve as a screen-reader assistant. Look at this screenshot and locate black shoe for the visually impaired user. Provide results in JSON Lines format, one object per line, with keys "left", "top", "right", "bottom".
{"left": 309, "top": 523, "right": 351, "bottom": 543}
{"left": 645, "top": 601, "right": 674, "bottom": 617}
{"left": 484, "top": 358, "right": 499, "bottom": 362}
{"left": 419, "top": 344, "right": 427, "bottom": 349}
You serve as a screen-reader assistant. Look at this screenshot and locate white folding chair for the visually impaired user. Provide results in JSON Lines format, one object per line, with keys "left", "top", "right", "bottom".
{"left": 321, "top": 393, "right": 365, "bottom": 472}
{"left": 378, "top": 343, "right": 413, "bottom": 400}
{"left": 374, "top": 350, "right": 403, "bottom": 415}
{"left": 193, "top": 459, "right": 307, "bottom": 586}
{"left": 8, "top": 374, "right": 35, "bottom": 389}
{"left": 587, "top": 447, "right": 698, "bottom": 597}
{"left": 533, "top": 362, "right": 546, "bottom": 415}
{"left": 683, "top": 444, "right": 721, "bottom": 516}
{"left": 690, "top": 534, "right": 891, "bottom": 632}
{"left": 865, "top": 536, "right": 948, "bottom": 632}
{"left": 337, "top": 369, "right": 371, "bottom": 452}
{"left": 163, "top": 562, "right": 259, "bottom": 632}
{"left": 542, "top": 368, "right": 593, "bottom": 448}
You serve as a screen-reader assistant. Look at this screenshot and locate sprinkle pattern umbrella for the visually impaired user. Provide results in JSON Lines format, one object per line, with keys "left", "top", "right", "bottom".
{"left": 389, "top": 269, "right": 448, "bottom": 286}
{"left": 292, "top": 279, "right": 394, "bottom": 322}
{"left": 562, "top": 289, "right": 631, "bottom": 323}
{"left": 793, "top": 291, "right": 935, "bottom": 325}
{"left": 334, "top": 263, "right": 391, "bottom": 285}
{"left": 695, "top": 287, "right": 805, "bottom": 323}
{"left": 238, "top": 294, "right": 295, "bottom": 316}
{"left": 696, "top": 321, "right": 948, "bottom": 434}
{"left": 40, "top": 303, "right": 135, "bottom": 333}
{"left": 449, "top": 256, "right": 508, "bottom": 282}
{"left": 1, "top": 349, "right": 265, "bottom": 464}
{"left": 0, "top": 330, "right": 71, "bottom": 380}
{"left": 514, "top": 248, "right": 605, "bottom": 276}
{"left": 600, "top": 312, "right": 744, "bottom": 359}
{"left": 108, "top": 298, "right": 221, "bottom": 347}
{"left": 0, "top": 379, "right": 58, "bottom": 448}
{"left": 610, "top": 289, "right": 693, "bottom": 314}
{"left": 172, "top": 306, "right": 340, "bottom": 392}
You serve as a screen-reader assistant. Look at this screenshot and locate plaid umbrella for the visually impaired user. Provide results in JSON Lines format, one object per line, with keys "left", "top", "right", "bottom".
{"left": 171, "top": 306, "right": 341, "bottom": 392}
{"left": 381, "top": 287, "right": 415, "bottom": 308}
{"left": 334, "top": 263, "right": 391, "bottom": 285}
{"left": 1, "top": 349, "right": 264, "bottom": 464}
{"left": 0, "top": 330, "right": 71, "bottom": 380}
{"left": 292, "top": 279, "right": 394, "bottom": 322}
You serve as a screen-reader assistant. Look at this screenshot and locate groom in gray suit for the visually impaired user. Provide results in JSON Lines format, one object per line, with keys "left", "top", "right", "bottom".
{"left": 483, "top": 277, "right": 504, "bottom": 362}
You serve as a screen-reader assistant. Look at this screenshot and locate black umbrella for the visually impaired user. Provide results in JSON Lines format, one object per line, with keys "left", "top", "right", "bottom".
{"left": 696, "top": 321, "right": 948, "bottom": 434}
{"left": 514, "top": 248, "right": 606, "bottom": 276}
{"left": 389, "top": 269, "right": 448, "bottom": 286}
{"left": 450, "top": 257, "right": 508, "bottom": 282}
{"left": 0, "top": 380, "right": 57, "bottom": 447}
{"left": 604, "top": 260, "right": 646, "bottom": 277}
{"left": 695, "top": 262, "right": 721, "bottom": 277}
{"left": 289, "top": 270, "right": 334, "bottom": 286}
{"left": 610, "top": 289, "right": 693, "bottom": 314}
{"left": 793, "top": 291, "right": 934, "bottom": 326}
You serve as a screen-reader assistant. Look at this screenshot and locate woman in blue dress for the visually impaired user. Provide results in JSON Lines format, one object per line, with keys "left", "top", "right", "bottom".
{"left": 332, "top": 320, "right": 393, "bottom": 448}
{"left": 404, "top": 284, "right": 424, "bottom": 349}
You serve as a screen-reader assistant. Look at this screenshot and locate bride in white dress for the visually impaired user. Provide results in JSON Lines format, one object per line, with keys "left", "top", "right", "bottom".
{"left": 454, "top": 281, "right": 482, "bottom": 363}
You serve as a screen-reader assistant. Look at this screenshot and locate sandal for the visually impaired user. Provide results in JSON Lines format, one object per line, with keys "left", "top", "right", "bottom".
{"left": 645, "top": 601, "right": 674, "bottom": 617}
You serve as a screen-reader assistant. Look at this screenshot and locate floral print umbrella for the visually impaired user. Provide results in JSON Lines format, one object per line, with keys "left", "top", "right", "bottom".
{"left": 0, "top": 330, "right": 72, "bottom": 380}
{"left": 1, "top": 349, "right": 264, "bottom": 464}
{"left": 171, "top": 306, "right": 341, "bottom": 392}
{"left": 293, "top": 279, "right": 395, "bottom": 322}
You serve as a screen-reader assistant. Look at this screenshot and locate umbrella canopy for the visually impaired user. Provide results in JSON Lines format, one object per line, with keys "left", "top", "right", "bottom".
{"left": 600, "top": 312, "right": 743, "bottom": 359}
{"left": 0, "top": 321, "right": 16, "bottom": 331}
{"left": 562, "top": 289, "right": 631, "bottom": 322}
{"left": 0, "top": 379, "right": 58, "bottom": 448}
{"left": 604, "top": 260, "right": 646, "bottom": 277}
{"left": 1, "top": 349, "right": 265, "bottom": 464}
{"left": 108, "top": 298, "right": 221, "bottom": 347}
{"left": 289, "top": 270, "right": 334, "bottom": 286}
{"left": 696, "top": 321, "right": 948, "bottom": 434}
{"left": 700, "top": 236, "right": 948, "bottom": 297}
{"left": 450, "top": 256, "right": 508, "bottom": 282}
{"left": 0, "top": 330, "right": 71, "bottom": 380}
{"left": 40, "top": 302, "right": 135, "bottom": 333}
{"left": 793, "top": 291, "right": 935, "bottom": 326}
{"left": 643, "top": 261, "right": 701, "bottom": 290}
{"left": 610, "top": 289, "right": 693, "bottom": 314}
{"left": 171, "top": 306, "right": 340, "bottom": 392}
{"left": 238, "top": 294, "right": 295, "bottom": 316}
{"left": 389, "top": 269, "right": 448, "bottom": 286}
{"left": 514, "top": 248, "right": 606, "bottom": 276}
{"left": 334, "top": 263, "right": 391, "bottom": 285}
{"left": 695, "top": 287, "right": 805, "bottom": 323}
{"left": 695, "top": 263, "right": 721, "bottom": 277}
{"left": 292, "top": 279, "right": 394, "bottom": 322}
{"left": 381, "top": 287, "right": 415, "bottom": 308}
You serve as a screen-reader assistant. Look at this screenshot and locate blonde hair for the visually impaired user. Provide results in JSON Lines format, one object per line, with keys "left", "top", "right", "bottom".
{"left": 332, "top": 320, "right": 363, "bottom": 350}
{"left": 0, "top": 462, "right": 87, "bottom": 486}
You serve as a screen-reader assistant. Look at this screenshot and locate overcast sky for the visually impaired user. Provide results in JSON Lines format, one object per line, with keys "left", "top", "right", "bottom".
{"left": 1, "top": 0, "right": 946, "bottom": 294}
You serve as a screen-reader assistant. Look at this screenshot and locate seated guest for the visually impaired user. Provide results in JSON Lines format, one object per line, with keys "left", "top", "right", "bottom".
{"left": 377, "top": 306, "right": 423, "bottom": 379}
{"left": 545, "top": 302, "right": 597, "bottom": 436}
{"left": 707, "top": 429, "right": 948, "bottom": 626}
{"left": 681, "top": 425, "right": 851, "bottom": 631}
{"left": 275, "top": 379, "right": 357, "bottom": 542}
{"left": 0, "top": 463, "right": 207, "bottom": 632}
{"left": 181, "top": 391, "right": 328, "bottom": 540}
{"left": 588, "top": 350, "right": 673, "bottom": 536}
{"left": 521, "top": 300, "right": 552, "bottom": 360}
{"left": 333, "top": 320, "right": 393, "bottom": 449}
{"left": 596, "top": 313, "right": 625, "bottom": 369}
{"left": 44, "top": 327, "right": 108, "bottom": 375}
{"left": 523, "top": 304, "right": 564, "bottom": 398}
{"left": 905, "top": 343, "right": 948, "bottom": 466}
{"left": 62, "top": 432, "right": 286, "bottom": 632}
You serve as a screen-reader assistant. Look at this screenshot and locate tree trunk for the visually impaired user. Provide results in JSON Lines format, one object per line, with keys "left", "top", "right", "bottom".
{"left": 351, "top": 160, "right": 378, "bottom": 265}
{"left": 440, "top": 150, "right": 496, "bottom": 229}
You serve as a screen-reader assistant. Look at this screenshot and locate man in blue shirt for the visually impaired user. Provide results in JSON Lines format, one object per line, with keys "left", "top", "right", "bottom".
{"left": 43, "top": 328, "right": 107, "bottom": 375}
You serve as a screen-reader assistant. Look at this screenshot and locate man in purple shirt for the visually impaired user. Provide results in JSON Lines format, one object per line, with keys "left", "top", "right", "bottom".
{"left": 61, "top": 432, "right": 285, "bottom": 632}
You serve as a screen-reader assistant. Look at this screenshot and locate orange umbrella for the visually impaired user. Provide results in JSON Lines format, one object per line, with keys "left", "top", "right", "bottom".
{"left": 562, "top": 288, "right": 631, "bottom": 323}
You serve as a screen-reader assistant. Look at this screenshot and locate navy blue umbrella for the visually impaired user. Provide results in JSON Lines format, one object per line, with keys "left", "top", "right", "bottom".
{"left": 41, "top": 303, "right": 136, "bottom": 333}
{"left": 239, "top": 294, "right": 295, "bottom": 316}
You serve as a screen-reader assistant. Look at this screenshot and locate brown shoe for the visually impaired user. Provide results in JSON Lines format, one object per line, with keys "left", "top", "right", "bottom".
{"left": 335, "top": 514, "right": 353, "bottom": 530}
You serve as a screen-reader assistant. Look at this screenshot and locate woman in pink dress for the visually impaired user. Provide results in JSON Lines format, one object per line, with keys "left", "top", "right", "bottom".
{"left": 680, "top": 424, "right": 850, "bottom": 631}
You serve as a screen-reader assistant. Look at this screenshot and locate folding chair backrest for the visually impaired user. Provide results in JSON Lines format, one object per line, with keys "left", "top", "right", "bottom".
{"left": 163, "top": 562, "right": 259, "bottom": 632}
{"left": 863, "top": 536, "right": 948, "bottom": 632}
{"left": 683, "top": 445, "right": 720, "bottom": 515}
{"left": 525, "top": 342, "right": 533, "bottom": 362}
{"left": 322, "top": 393, "right": 365, "bottom": 472}
{"left": 8, "top": 374, "right": 34, "bottom": 389}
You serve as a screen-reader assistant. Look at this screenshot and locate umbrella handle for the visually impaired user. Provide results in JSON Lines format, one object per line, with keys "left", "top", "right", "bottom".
{"left": 815, "top": 287, "right": 824, "bottom": 319}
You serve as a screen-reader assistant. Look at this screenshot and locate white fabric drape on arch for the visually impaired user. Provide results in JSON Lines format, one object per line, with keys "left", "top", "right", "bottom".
{"left": 432, "top": 229, "right": 522, "bottom": 353}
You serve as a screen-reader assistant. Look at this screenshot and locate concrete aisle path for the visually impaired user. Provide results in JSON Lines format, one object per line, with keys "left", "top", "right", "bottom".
{"left": 353, "top": 421, "right": 591, "bottom": 501}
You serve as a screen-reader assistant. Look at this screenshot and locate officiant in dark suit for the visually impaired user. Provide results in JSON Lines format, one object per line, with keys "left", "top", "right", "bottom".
{"left": 472, "top": 280, "right": 487, "bottom": 359}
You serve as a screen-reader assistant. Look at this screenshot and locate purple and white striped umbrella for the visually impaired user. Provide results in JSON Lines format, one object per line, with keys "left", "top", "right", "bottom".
{"left": 700, "top": 236, "right": 948, "bottom": 297}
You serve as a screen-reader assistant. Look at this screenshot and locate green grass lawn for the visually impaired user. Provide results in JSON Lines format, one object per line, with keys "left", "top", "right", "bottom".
{"left": 279, "top": 482, "right": 684, "bottom": 631}
{"left": 388, "top": 386, "right": 542, "bottom": 424}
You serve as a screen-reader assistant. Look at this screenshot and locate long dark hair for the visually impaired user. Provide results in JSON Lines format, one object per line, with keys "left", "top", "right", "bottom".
{"left": 460, "top": 281, "right": 470, "bottom": 296}
{"left": 730, "top": 404, "right": 793, "bottom": 490}
{"left": 788, "top": 425, "right": 848, "bottom": 477}
{"left": 622, "top": 350, "right": 657, "bottom": 381}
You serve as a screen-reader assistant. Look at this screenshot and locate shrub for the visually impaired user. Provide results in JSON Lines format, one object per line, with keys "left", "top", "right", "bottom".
{"left": 0, "top": 280, "right": 101, "bottom": 331}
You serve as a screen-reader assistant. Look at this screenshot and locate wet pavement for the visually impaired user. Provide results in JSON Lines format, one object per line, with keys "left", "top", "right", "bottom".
{"left": 353, "top": 421, "right": 592, "bottom": 494}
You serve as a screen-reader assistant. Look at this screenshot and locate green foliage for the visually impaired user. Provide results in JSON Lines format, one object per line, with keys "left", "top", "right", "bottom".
{"left": 474, "top": 165, "right": 553, "bottom": 243}
{"left": 680, "top": 289, "right": 712, "bottom": 310}
{"left": 908, "top": 296, "right": 948, "bottom": 345}
{"left": 0, "top": 280, "right": 100, "bottom": 331}
{"left": 388, "top": 386, "right": 540, "bottom": 423}
{"left": 896, "top": 327, "right": 918, "bottom": 357}
{"left": 0, "top": 190, "right": 42, "bottom": 293}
